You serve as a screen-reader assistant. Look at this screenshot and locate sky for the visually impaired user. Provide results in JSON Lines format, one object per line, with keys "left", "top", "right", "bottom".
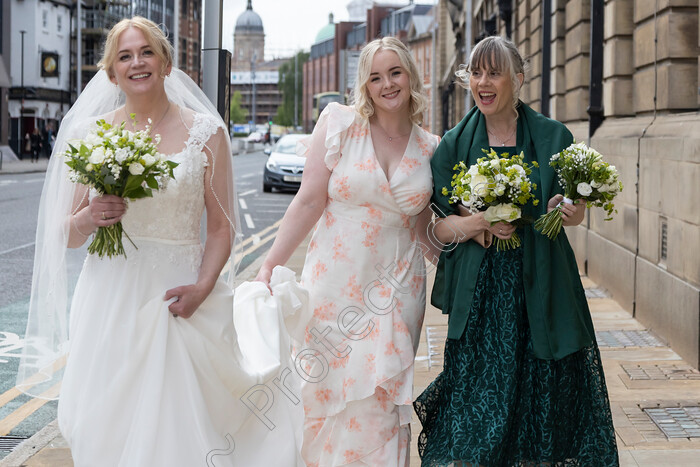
{"left": 221, "top": 0, "right": 436, "bottom": 60}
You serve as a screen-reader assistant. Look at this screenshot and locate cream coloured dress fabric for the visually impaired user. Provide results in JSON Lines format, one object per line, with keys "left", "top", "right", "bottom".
{"left": 296, "top": 103, "right": 439, "bottom": 466}
{"left": 57, "top": 114, "right": 304, "bottom": 466}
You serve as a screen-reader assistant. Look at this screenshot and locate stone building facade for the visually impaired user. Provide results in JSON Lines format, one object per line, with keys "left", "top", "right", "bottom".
{"left": 438, "top": 0, "right": 700, "bottom": 368}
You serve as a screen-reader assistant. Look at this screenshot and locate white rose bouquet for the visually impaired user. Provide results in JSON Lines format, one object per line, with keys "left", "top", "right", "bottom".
{"left": 534, "top": 141, "right": 622, "bottom": 240}
{"left": 63, "top": 116, "right": 178, "bottom": 258}
{"left": 442, "top": 148, "right": 539, "bottom": 251}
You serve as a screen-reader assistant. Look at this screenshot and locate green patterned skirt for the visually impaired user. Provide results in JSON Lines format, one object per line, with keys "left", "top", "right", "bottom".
{"left": 414, "top": 247, "right": 619, "bottom": 466}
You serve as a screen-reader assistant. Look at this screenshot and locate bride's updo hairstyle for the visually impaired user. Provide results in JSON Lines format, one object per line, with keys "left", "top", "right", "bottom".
{"left": 98, "top": 16, "right": 174, "bottom": 80}
{"left": 455, "top": 36, "right": 526, "bottom": 112}
{"left": 352, "top": 36, "right": 427, "bottom": 125}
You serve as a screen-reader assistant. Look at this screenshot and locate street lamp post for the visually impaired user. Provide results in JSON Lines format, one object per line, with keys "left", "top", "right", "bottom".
{"left": 294, "top": 52, "right": 298, "bottom": 129}
{"left": 20, "top": 30, "right": 26, "bottom": 159}
{"left": 251, "top": 51, "right": 256, "bottom": 131}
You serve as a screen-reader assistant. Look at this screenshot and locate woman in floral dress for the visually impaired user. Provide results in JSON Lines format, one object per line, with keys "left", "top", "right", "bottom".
{"left": 256, "top": 37, "right": 440, "bottom": 466}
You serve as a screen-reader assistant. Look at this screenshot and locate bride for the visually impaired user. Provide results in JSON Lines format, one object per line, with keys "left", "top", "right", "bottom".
{"left": 17, "top": 17, "right": 303, "bottom": 466}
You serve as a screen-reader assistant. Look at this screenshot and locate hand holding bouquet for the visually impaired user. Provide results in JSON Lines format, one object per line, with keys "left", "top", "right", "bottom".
{"left": 442, "top": 148, "right": 539, "bottom": 250}
{"left": 534, "top": 141, "right": 622, "bottom": 240}
{"left": 63, "top": 116, "right": 178, "bottom": 257}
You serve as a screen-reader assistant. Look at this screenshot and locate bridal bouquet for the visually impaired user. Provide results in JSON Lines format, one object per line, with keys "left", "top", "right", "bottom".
{"left": 534, "top": 141, "right": 622, "bottom": 240}
{"left": 63, "top": 116, "right": 178, "bottom": 258}
{"left": 442, "top": 148, "right": 539, "bottom": 251}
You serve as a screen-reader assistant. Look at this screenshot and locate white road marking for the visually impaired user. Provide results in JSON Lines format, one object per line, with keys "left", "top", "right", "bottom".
{"left": 0, "top": 242, "right": 35, "bottom": 256}
{"left": 238, "top": 189, "right": 257, "bottom": 197}
{"left": 252, "top": 235, "right": 261, "bottom": 245}
{"left": 244, "top": 213, "right": 255, "bottom": 229}
{"left": 240, "top": 173, "right": 256, "bottom": 179}
{"left": 238, "top": 198, "right": 248, "bottom": 210}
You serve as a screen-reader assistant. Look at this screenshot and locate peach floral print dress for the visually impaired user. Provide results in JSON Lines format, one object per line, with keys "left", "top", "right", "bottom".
{"left": 296, "top": 103, "right": 439, "bottom": 466}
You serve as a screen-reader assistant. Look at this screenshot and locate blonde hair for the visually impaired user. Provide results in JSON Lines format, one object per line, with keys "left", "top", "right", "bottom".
{"left": 98, "top": 16, "right": 173, "bottom": 79}
{"left": 455, "top": 36, "right": 526, "bottom": 111}
{"left": 351, "top": 37, "right": 427, "bottom": 125}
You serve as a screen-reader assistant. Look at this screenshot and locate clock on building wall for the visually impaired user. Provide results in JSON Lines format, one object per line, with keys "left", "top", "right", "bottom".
{"left": 41, "top": 52, "right": 59, "bottom": 78}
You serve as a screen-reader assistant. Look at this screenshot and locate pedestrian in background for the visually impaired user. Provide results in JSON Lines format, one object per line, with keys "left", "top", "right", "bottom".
{"left": 256, "top": 36, "right": 440, "bottom": 466}
{"left": 30, "top": 128, "right": 42, "bottom": 162}
{"left": 414, "top": 36, "right": 619, "bottom": 466}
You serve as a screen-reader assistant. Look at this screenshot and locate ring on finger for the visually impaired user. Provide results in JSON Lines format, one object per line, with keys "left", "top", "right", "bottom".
{"left": 101, "top": 211, "right": 106, "bottom": 220}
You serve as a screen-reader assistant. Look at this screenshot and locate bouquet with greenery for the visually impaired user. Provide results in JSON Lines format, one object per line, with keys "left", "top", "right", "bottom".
{"left": 63, "top": 116, "right": 178, "bottom": 257}
{"left": 534, "top": 141, "right": 622, "bottom": 240}
{"left": 442, "top": 148, "right": 539, "bottom": 250}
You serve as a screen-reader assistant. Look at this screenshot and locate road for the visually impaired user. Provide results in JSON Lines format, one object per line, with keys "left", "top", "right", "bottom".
{"left": 0, "top": 150, "right": 295, "bottom": 455}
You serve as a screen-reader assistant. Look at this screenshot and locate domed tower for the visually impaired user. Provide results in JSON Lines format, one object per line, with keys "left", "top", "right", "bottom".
{"left": 233, "top": 0, "right": 264, "bottom": 69}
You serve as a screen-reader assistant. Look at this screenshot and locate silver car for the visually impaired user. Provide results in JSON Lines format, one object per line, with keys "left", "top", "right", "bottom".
{"left": 262, "top": 134, "right": 309, "bottom": 192}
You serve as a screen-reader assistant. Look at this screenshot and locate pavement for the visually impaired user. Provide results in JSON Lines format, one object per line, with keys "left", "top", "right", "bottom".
{"left": 2, "top": 234, "right": 700, "bottom": 465}
{"left": 0, "top": 159, "right": 50, "bottom": 176}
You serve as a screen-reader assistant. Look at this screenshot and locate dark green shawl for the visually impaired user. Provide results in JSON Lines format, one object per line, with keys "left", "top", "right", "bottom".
{"left": 430, "top": 102, "right": 595, "bottom": 360}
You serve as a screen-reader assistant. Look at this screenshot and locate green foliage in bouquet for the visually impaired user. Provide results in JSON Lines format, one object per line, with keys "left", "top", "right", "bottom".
{"left": 442, "top": 148, "right": 539, "bottom": 250}
{"left": 534, "top": 141, "right": 623, "bottom": 240}
{"left": 63, "top": 116, "right": 178, "bottom": 257}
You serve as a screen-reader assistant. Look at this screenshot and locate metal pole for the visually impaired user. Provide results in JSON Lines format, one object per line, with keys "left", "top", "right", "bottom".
{"left": 173, "top": 0, "right": 179, "bottom": 67}
{"left": 77, "top": 1, "right": 82, "bottom": 96}
{"left": 541, "top": 0, "right": 551, "bottom": 117}
{"left": 431, "top": 16, "right": 437, "bottom": 133}
{"left": 251, "top": 52, "right": 257, "bottom": 130}
{"left": 20, "top": 30, "right": 25, "bottom": 159}
{"left": 588, "top": 0, "right": 604, "bottom": 137}
{"left": 464, "top": 0, "right": 472, "bottom": 112}
{"left": 202, "top": 0, "right": 224, "bottom": 111}
{"left": 294, "top": 52, "right": 298, "bottom": 129}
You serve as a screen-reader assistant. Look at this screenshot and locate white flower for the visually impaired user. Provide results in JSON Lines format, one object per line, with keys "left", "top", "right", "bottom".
{"left": 115, "top": 148, "right": 130, "bottom": 163}
{"left": 577, "top": 182, "right": 593, "bottom": 196}
{"left": 511, "top": 164, "right": 525, "bottom": 176}
{"left": 85, "top": 132, "right": 102, "bottom": 147}
{"left": 88, "top": 146, "right": 106, "bottom": 164}
{"left": 86, "top": 163, "right": 94, "bottom": 172}
{"left": 110, "top": 135, "right": 120, "bottom": 145}
{"left": 470, "top": 174, "right": 490, "bottom": 197}
{"left": 128, "top": 162, "right": 145, "bottom": 175}
{"left": 467, "top": 164, "right": 480, "bottom": 176}
{"left": 590, "top": 180, "right": 602, "bottom": 189}
{"left": 490, "top": 159, "right": 500, "bottom": 169}
{"left": 142, "top": 154, "right": 156, "bottom": 166}
{"left": 484, "top": 203, "right": 521, "bottom": 223}
{"left": 134, "top": 139, "right": 145, "bottom": 149}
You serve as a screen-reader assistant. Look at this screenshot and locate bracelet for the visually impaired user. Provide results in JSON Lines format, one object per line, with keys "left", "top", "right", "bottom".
{"left": 72, "top": 214, "right": 94, "bottom": 237}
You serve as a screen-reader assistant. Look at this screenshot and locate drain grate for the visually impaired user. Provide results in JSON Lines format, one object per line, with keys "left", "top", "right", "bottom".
{"left": 622, "top": 363, "right": 700, "bottom": 380}
{"left": 585, "top": 287, "right": 610, "bottom": 298}
{"left": 644, "top": 407, "right": 700, "bottom": 438}
{"left": 596, "top": 330, "right": 664, "bottom": 348}
{"left": 0, "top": 436, "right": 27, "bottom": 452}
{"left": 425, "top": 326, "right": 448, "bottom": 370}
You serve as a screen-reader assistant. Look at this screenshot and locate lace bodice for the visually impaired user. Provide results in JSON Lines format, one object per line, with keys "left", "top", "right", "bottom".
{"left": 121, "top": 113, "right": 220, "bottom": 242}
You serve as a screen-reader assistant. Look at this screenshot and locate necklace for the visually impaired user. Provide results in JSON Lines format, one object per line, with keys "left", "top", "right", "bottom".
{"left": 373, "top": 121, "right": 412, "bottom": 142}
{"left": 127, "top": 101, "right": 171, "bottom": 134}
{"left": 487, "top": 124, "right": 516, "bottom": 146}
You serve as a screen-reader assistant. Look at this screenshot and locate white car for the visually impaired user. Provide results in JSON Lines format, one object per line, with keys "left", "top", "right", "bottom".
{"left": 262, "top": 134, "right": 309, "bottom": 192}
{"left": 246, "top": 131, "right": 263, "bottom": 143}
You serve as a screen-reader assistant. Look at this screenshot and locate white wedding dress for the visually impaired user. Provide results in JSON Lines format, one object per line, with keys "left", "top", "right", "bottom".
{"left": 57, "top": 113, "right": 304, "bottom": 466}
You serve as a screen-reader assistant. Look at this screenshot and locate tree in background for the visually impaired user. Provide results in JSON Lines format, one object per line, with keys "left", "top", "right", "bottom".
{"left": 230, "top": 91, "right": 248, "bottom": 124}
{"left": 274, "top": 51, "right": 309, "bottom": 127}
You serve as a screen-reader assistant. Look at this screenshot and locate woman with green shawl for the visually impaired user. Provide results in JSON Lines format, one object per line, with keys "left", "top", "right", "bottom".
{"left": 414, "top": 36, "right": 619, "bottom": 466}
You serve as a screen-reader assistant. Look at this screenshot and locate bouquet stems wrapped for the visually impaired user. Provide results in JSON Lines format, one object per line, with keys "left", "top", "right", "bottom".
{"left": 535, "top": 142, "right": 622, "bottom": 240}
{"left": 63, "top": 116, "right": 178, "bottom": 258}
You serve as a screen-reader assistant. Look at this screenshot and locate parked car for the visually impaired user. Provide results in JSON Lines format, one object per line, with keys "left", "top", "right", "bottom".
{"left": 246, "top": 131, "right": 263, "bottom": 143}
{"left": 262, "top": 134, "right": 309, "bottom": 192}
